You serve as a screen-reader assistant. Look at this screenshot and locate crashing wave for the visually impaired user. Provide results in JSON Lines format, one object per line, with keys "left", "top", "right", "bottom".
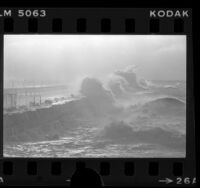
{"left": 112, "top": 65, "right": 147, "bottom": 92}
{"left": 100, "top": 121, "right": 185, "bottom": 150}
{"left": 137, "top": 96, "right": 186, "bottom": 116}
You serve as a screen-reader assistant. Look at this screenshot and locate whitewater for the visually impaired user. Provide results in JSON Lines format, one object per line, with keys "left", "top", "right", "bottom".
{"left": 3, "top": 75, "right": 186, "bottom": 158}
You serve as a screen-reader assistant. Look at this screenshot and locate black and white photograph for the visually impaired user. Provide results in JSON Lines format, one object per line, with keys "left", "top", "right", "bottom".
{"left": 3, "top": 35, "right": 186, "bottom": 158}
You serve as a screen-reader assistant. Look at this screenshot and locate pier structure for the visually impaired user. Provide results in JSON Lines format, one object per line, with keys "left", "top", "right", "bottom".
{"left": 4, "top": 90, "right": 42, "bottom": 109}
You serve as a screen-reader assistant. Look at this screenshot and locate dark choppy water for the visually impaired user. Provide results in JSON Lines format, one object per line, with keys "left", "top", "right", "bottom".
{"left": 3, "top": 80, "right": 186, "bottom": 158}
{"left": 4, "top": 125, "right": 185, "bottom": 158}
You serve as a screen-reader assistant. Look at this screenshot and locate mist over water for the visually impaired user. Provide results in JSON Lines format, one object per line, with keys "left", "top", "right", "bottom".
{"left": 3, "top": 35, "right": 186, "bottom": 158}
{"left": 4, "top": 69, "right": 186, "bottom": 158}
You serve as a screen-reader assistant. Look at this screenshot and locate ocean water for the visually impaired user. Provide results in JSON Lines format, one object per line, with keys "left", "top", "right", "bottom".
{"left": 4, "top": 126, "right": 184, "bottom": 158}
{"left": 3, "top": 80, "right": 186, "bottom": 158}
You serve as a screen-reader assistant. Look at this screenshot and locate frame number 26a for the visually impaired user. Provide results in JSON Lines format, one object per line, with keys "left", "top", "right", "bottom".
{"left": 176, "top": 177, "right": 196, "bottom": 185}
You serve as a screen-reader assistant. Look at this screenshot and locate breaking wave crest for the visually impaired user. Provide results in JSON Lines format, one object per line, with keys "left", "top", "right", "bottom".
{"left": 100, "top": 121, "right": 185, "bottom": 150}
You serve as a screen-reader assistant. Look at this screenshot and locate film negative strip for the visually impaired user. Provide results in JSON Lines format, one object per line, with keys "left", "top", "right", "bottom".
{"left": 0, "top": 3, "right": 196, "bottom": 187}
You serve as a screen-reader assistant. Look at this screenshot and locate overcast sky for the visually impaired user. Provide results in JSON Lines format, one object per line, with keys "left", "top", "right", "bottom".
{"left": 4, "top": 35, "right": 186, "bottom": 86}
